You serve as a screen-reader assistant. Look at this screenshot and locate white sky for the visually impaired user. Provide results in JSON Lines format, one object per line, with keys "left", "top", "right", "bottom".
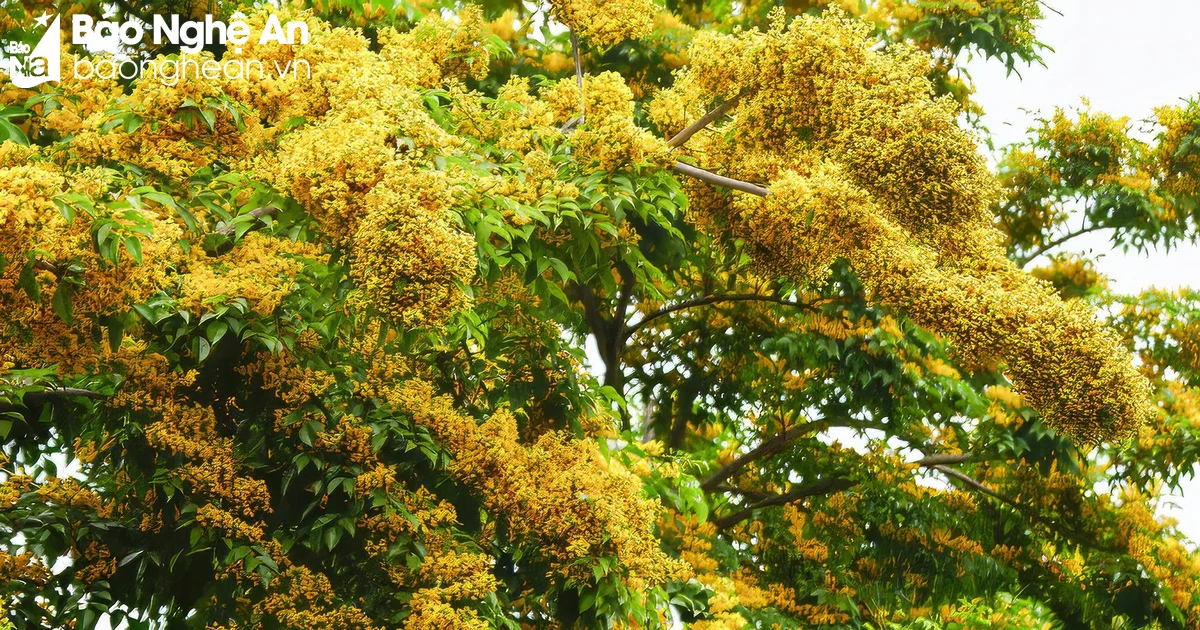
{"left": 963, "top": 0, "right": 1200, "bottom": 541}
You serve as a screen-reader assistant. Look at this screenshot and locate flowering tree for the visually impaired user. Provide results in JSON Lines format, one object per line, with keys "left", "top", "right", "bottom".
{"left": 2, "top": 0, "right": 1199, "bottom": 628}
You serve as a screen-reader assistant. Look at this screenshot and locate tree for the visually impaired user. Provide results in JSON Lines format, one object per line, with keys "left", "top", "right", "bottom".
{"left": 2, "top": 0, "right": 1199, "bottom": 628}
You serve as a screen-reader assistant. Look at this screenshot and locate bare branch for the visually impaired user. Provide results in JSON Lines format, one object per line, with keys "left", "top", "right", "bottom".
{"left": 712, "top": 454, "right": 968, "bottom": 529}
{"left": 1015, "top": 224, "right": 1107, "bottom": 268}
{"left": 701, "top": 419, "right": 826, "bottom": 492}
{"left": 713, "top": 477, "right": 856, "bottom": 529}
{"left": 667, "top": 93, "right": 742, "bottom": 149}
{"left": 1038, "top": 1, "right": 1064, "bottom": 17}
{"left": 673, "top": 162, "right": 772, "bottom": 197}
{"left": 1, "top": 387, "right": 108, "bottom": 413}
{"left": 572, "top": 31, "right": 585, "bottom": 124}
{"left": 623, "top": 293, "right": 819, "bottom": 341}
{"left": 915, "top": 453, "right": 975, "bottom": 466}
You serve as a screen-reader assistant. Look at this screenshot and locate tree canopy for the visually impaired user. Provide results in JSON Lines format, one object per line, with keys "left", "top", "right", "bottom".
{"left": 2, "top": 0, "right": 1200, "bottom": 628}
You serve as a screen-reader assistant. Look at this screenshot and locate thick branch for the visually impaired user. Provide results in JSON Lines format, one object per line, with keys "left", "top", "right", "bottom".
{"left": 673, "top": 162, "right": 771, "bottom": 197}
{"left": 624, "top": 293, "right": 817, "bottom": 341}
{"left": 916, "top": 453, "right": 975, "bottom": 466}
{"left": 667, "top": 93, "right": 742, "bottom": 149}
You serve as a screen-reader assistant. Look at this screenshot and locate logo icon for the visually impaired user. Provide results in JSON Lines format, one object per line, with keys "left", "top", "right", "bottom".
{"left": 2, "top": 11, "right": 61, "bottom": 88}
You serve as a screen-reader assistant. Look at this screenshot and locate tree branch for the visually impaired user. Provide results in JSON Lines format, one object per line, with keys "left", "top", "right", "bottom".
{"left": 623, "top": 293, "right": 817, "bottom": 341}
{"left": 1038, "top": 1, "right": 1064, "bottom": 17}
{"left": 916, "top": 453, "right": 975, "bottom": 466}
{"left": 1015, "top": 223, "right": 1107, "bottom": 268}
{"left": 33, "top": 259, "right": 63, "bottom": 276}
{"left": 931, "top": 464, "right": 1123, "bottom": 554}
{"left": 701, "top": 419, "right": 826, "bottom": 492}
{"left": 713, "top": 477, "right": 857, "bottom": 529}
{"left": 213, "top": 206, "right": 280, "bottom": 238}
{"left": 560, "top": 31, "right": 586, "bottom": 134}
{"left": 712, "top": 455, "right": 968, "bottom": 529}
{"left": 673, "top": 162, "right": 771, "bottom": 197}
{"left": 111, "top": 0, "right": 154, "bottom": 28}
{"left": 667, "top": 93, "right": 742, "bottom": 149}
{"left": 1, "top": 387, "right": 107, "bottom": 413}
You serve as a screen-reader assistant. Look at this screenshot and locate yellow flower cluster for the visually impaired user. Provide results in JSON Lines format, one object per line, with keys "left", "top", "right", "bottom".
{"left": 1152, "top": 100, "right": 1200, "bottom": 208}
{"left": 548, "top": 0, "right": 655, "bottom": 47}
{"left": 1030, "top": 253, "right": 1109, "bottom": 297}
{"left": 0, "top": 551, "right": 51, "bottom": 587}
{"left": 224, "top": 565, "right": 379, "bottom": 629}
{"left": 349, "top": 165, "right": 476, "bottom": 327}
{"left": 179, "top": 233, "right": 323, "bottom": 315}
{"left": 397, "top": 379, "right": 683, "bottom": 586}
{"left": 543, "top": 72, "right": 669, "bottom": 171}
{"left": 655, "top": 10, "right": 1155, "bottom": 443}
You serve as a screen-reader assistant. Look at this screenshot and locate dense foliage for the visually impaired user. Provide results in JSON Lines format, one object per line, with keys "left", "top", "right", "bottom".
{"left": 2, "top": 0, "right": 1200, "bottom": 628}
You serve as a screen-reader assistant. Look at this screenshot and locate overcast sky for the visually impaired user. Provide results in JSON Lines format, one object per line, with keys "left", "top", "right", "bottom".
{"left": 963, "top": 0, "right": 1200, "bottom": 542}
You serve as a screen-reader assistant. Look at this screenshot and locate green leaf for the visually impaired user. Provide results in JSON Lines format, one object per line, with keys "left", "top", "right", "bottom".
{"left": 123, "top": 235, "right": 144, "bottom": 264}
{"left": 52, "top": 281, "right": 74, "bottom": 324}
{"left": 18, "top": 261, "right": 41, "bottom": 301}
{"left": 324, "top": 525, "right": 343, "bottom": 551}
{"left": 0, "top": 118, "right": 29, "bottom": 145}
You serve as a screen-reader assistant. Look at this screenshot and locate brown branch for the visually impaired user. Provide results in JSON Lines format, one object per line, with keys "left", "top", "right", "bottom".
{"left": 712, "top": 454, "right": 967, "bottom": 529}
{"left": 572, "top": 32, "right": 585, "bottom": 120}
{"left": 931, "top": 464, "right": 1123, "bottom": 554}
{"left": 932, "top": 464, "right": 1014, "bottom": 505}
{"left": 33, "top": 259, "right": 62, "bottom": 276}
{"left": 624, "top": 293, "right": 818, "bottom": 341}
{"left": 713, "top": 477, "right": 857, "bottom": 529}
{"left": 213, "top": 206, "right": 280, "bottom": 238}
{"left": 1038, "top": 1, "right": 1064, "bottom": 17}
{"left": 1, "top": 387, "right": 108, "bottom": 413}
{"left": 1014, "top": 223, "right": 1107, "bottom": 268}
{"left": 673, "top": 162, "right": 771, "bottom": 197}
{"left": 701, "top": 419, "right": 826, "bottom": 492}
{"left": 916, "top": 453, "right": 975, "bottom": 466}
{"left": 667, "top": 93, "right": 742, "bottom": 149}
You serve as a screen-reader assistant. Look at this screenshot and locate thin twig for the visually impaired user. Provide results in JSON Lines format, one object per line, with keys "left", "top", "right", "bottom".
{"left": 712, "top": 454, "right": 968, "bottom": 529}
{"left": 1038, "top": 1, "right": 1064, "bottom": 17}
{"left": 667, "top": 93, "right": 742, "bottom": 149}
{"left": 213, "top": 206, "right": 280, "bottom": 238}
{"left": 33, "top": 259, "right": 62, "bottom": 276}
{"left": 673, "top": 162, "right": 771, "bottom": 197}
{"left": 1015, "top": 223, "right": 1106, "bottom": 268}
{"left": 571, "top": 31, "right": 585, "bottom": 125}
